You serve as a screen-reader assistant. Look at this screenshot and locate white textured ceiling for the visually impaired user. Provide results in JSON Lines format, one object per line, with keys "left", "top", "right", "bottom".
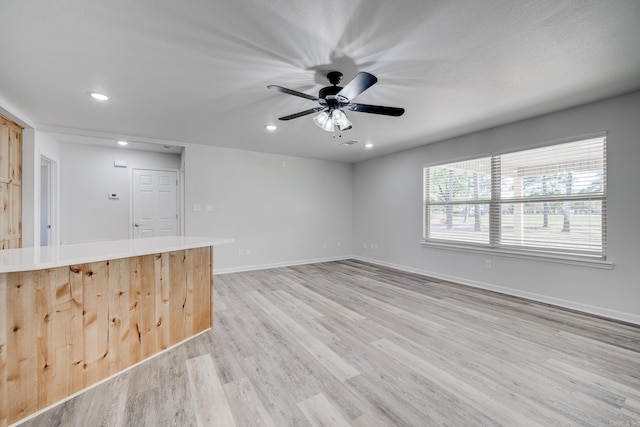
{"left": 1, "top": 1, "right": 640, "bottom": 163}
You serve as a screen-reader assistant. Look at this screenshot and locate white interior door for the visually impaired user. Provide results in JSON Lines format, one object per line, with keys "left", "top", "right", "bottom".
{"left": 40, "top": 157, "right": 52, "bottom": 246}
{"left": 39, "top": 155, "right": 60, "bottom": 246}
{"left": 132, "top": 169, "right": 178, "bottom": 238}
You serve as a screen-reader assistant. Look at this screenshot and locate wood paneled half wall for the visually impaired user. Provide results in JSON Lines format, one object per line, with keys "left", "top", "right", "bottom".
{"left": 0, "top": 247, "right": 213, "bottom": 426}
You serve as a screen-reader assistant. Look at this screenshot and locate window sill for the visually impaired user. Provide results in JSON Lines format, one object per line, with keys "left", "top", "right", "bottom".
{"left": 420, "top": 240, "right": 614, "bottom": 270}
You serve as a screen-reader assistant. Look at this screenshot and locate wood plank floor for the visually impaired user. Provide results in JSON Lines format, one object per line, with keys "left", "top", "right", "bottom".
{"left": 17, "top": 260, "right": 640, "bottom": 426}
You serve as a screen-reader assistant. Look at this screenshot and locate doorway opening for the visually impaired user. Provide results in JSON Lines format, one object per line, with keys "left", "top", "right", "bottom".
{"left": 40, "top": 156, "right": 56, "bottom": 246}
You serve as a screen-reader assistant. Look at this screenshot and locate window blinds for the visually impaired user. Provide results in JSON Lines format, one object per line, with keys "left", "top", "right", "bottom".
{"left": 424, "top": 136, "right": 606, "bottom": 259}
{"left": 424, "top": 157, "right": 492, "bottom": 245}
{"left": 495, "top": 137, "right": 606, "bottom": 257}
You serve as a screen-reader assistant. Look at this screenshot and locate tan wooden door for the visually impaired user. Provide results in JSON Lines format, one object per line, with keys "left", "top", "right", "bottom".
{"left": 0, "top": 115, "right": 22, "bottom": 249}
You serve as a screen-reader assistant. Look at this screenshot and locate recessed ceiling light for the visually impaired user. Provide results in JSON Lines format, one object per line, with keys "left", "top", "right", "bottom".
{"left": 89, "top": 92, "right": 110, "bottom": 101}
{"left": 265, "top": 124, "right": 277, "bottom": 131}
{"left": 364, "top": 143, "right": 374, "bottom": 149}
{"left": 117, "top": 140, "right": 128, "bottom": 146}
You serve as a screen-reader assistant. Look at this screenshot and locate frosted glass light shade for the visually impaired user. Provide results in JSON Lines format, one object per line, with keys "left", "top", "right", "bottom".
{"left": 313, "top": 111, "right": 335, "bottom": 132}
{"left": 331, "top": 109, "right": 352, "bottom": 131}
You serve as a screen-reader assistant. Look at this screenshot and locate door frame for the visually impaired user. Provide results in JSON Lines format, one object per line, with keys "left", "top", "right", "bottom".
{"left": 38, "top": 153, "right": 59, "bottom": 246}
{"left": 129, "top": 167, "right": 182, "bottom": 238}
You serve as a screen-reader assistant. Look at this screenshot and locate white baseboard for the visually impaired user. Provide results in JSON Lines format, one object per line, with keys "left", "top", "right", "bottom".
{"left": 353, "top": 256, "right": 640, "bottom": 326}
{"left": 214, "top": 255, "right": 351, "bottom": 275}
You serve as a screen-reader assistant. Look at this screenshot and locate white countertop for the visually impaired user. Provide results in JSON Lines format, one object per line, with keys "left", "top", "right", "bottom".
{"left": 0, "top": 236, "right": 234, "bottom": 273}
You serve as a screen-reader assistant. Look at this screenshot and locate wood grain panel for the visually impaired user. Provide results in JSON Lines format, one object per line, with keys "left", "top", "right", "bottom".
{"left": 8, "top": 124, "right": 21, "bottom": 185}
{"left": 9, "top": 183, "right": 21, "bottom": 245}
{"left": 79, "top": 261, "right": 110, "bottom": 386}
{"left": 0, "top": 247, "right": 213, "bottom": 426}
{"left": 169, "top": 250, "right": 186, "bottom": 346}
{"left": 6, "top": 272, "right": 37, "bottom": 422}
{"left": 0, "top": 274, "right": 6, "bottom": 427}
{"left": 156, "top": 252, "right": 170, "bottom": 351}
{"left": 0, "top": 125, "right": 9, "bottom": 182}
{"left": 35, "top": 268, "right": 72, "bottom": 409}
{"left": 68, "top": 264, "right": 84, "bottom": 394}
{"left": 193, "top": 246, "right": 212, "bottom": 332}
{"left": 183, "top": 249, "right": 195, "bottom": 337}
{"left": 0, "top": 114, "right": 21, "bottom": 250}
{"left": 126, "top": 256, "right": 142, "bottom": 365}
{"left": 107, "top": 258, "right": 129, "bottom": 375}
{"left": 138, "top": 255, "right": 157, "bottom": 359}
{"left": 0, "top": 185, "right": 8, "bottom": 245}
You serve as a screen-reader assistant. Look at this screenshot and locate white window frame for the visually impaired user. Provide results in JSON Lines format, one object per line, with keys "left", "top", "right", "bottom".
{"left": 422, "top": 134, "right": 609, "bottom": 267}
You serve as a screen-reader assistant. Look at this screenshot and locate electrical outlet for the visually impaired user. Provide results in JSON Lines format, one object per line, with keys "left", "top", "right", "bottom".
{"left": 205, "top": 204, "right": 213, "bottom": 212}
{"left": 192, "top": 204, "right": 202, "bottom": 212}
{"left": 239, "top": 249, "right": 244, "bottom": 256}
{"left": 485, "top": 260, "right": 492, "bottom": 269}
{"left": 363, "top": 242, "right": 367, "bottom": 249}
{"left": 246, "top": 249, "right": 251, "bottom": 256}
{"left": 337, "top": 242, "right": 341, "bottom": 248}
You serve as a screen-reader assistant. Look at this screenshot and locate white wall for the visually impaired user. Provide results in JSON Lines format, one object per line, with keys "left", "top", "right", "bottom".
{"left": 22, "top": 130, "right": 61, "bottom": 247}
{"left": 183, "top": 144, "right": 353, "bottom": 273}
{"left": 59, "top": 142, "right": 181, "bottom": 243}
{"left": 24, "top": 136, "right": 353, "bottom": 273}
{"left": 353, "top": 90, "right": 640, "bottom": 324}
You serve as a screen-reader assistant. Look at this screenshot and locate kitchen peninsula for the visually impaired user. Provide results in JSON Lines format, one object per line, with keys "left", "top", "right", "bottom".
{"left": 0, "top": 236, "right": 233, "bottom": 426}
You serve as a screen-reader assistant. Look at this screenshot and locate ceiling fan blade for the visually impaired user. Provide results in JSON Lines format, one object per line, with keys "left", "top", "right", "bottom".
{"left": 267, "top": 85, "right": 319, "bottom": 101}
{"left": 279, "top": 107, "right": 325, "bottom": 121}
{"left": 337, "top": 72, "right": 378, "bottom": 101}
{"left": 346, "top": 103, "right": 405, "bottom": 116}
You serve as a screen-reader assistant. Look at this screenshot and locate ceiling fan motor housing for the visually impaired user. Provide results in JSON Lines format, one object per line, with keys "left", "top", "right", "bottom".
{"left": 319, "top": 85, "right": 343, "bottom": 100}
{"left": 319, "top": 70, "right": 345, "bottom": 102}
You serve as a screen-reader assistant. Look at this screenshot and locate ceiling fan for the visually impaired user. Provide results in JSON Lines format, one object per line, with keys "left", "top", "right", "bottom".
{"left": 267, "top": 71, "right": 404, "bottom": 132}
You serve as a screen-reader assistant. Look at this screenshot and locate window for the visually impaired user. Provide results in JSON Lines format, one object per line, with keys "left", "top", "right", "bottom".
{"left": 423, "top": 136, "right": 606, "bottom": 260}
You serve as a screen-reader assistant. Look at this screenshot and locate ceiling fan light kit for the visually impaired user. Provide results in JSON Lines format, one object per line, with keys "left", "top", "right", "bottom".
{"left": 330, "top": 109, "right": 352, "bottom": 131}
{"left": 268, "top": 71, "right": 404, "bottom": 134}
{"left": 313, "top": 109, "right": 352, "bottom": 133}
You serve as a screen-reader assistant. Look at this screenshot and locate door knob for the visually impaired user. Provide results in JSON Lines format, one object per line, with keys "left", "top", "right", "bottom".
{"left": 134, "top": 223, "right": 142, "bottom": 227}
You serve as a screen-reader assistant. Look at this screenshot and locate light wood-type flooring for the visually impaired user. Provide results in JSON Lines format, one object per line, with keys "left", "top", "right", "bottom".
{"left": 17, "top": 260, "right": 640, "bottom": 426}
